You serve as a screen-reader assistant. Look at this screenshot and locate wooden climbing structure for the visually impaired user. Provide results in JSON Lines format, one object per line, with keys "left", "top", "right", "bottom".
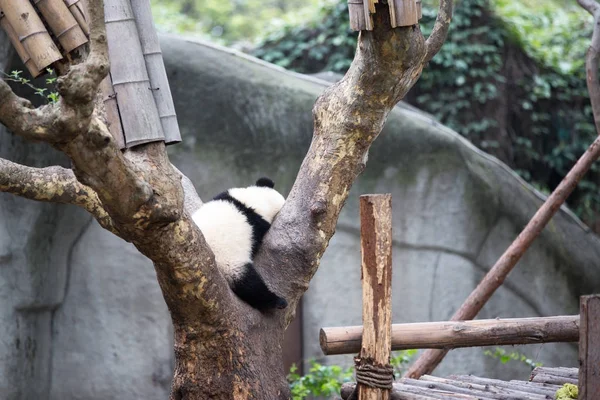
{"left": 322, "top": 194, "right": 600, "bottom": 400}
{"left": 340, "top": 366, "right": 580, "bottom": 399}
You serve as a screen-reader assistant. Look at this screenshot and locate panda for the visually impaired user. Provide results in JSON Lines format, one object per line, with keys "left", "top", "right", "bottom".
{"left": 191, "top": 177, "right": 288, "bottom": 311}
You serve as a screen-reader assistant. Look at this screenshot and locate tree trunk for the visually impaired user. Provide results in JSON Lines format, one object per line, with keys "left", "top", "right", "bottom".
{"left": 0, "top": 0, "right": 454, "bottom": 398}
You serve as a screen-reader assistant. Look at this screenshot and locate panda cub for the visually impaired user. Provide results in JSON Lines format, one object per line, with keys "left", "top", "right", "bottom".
{"left": 192, "top": 177, "right": 288, "bottom": 311}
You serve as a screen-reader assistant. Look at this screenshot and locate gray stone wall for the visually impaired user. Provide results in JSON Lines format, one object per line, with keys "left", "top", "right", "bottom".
{"left": 1, "top": 33, "right": 599, "bottom": 399}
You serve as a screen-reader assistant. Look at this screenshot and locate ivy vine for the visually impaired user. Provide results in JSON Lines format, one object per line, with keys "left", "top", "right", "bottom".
{"left": 254, "top": 0, "right": 600, "bottom": 230}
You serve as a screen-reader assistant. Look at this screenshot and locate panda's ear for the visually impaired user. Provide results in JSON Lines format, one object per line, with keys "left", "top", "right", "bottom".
{"left": 256, "top": 177, "right": 275, "bottom": 188}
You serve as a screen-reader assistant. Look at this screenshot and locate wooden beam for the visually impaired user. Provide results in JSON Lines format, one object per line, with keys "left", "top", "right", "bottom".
{"left": 320, "top": 315, "right": 580, "bottom": 355}
{"left": 357, "top": 194, "right": 393, "bottom": 400}
{"left": 579, "top": 295, "right": 600, "bottom": 400}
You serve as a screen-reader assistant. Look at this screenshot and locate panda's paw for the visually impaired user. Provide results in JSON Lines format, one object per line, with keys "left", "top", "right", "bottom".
{"left": 274, "top": 297, "right": 288, "bottom": 310}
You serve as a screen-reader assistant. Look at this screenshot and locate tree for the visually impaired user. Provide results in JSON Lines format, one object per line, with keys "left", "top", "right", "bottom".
{"left": 0, "top": 0, "right": 453, "bottom": 398}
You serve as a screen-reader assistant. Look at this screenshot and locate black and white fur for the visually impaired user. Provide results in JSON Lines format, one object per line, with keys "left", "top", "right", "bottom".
{"left": 192, "top": 178, "right": 287, "bottom": 311}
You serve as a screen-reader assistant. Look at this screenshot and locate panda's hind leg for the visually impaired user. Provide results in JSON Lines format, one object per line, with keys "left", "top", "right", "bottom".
{"left": 231, "top": 263, "right": 288, "bottom": 311}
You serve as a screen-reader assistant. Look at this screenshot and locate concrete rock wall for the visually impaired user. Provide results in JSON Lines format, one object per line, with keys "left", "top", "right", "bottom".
{"left": 1, "top": 33, "right": 599, "bottom": 399}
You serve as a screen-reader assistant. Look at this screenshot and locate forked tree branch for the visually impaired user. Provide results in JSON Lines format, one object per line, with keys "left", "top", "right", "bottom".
{"left": 0, "top": 158, "right": 117, "bottom": 234}
{"left": 257, "top": 4, "right": 436, "bottom": 324}
{"left": 0, "top": 1, "right": 226, "bottom": 323}
{"left": 424, "top": 0, "right": 454, "bottom": 62}
{"left": 404, "top": 0, "right": 600, "bottom": 378}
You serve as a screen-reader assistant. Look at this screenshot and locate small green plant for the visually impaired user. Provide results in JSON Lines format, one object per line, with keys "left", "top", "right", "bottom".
{"left": 288, "top": 360, "right": 353, "bottom": 400}
{"left": 390, "top": 349, "right": 418, "bottom": 377}
{"left": 483, "top": 347, "right": 543, "bottom": 370}
{"left": 2, "top": 68, "right": 59, "bottom": 104}
{"left": 288, "top": 350, "right": 417, "bottom": 399}
{"left": 555, "top": 383, "right": 578, "bottom": 400}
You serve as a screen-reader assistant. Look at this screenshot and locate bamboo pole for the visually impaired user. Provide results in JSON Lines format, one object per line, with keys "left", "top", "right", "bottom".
{"left": 100, "top": 75, "right": 125, "bottom": 149}
{"left": 0, "top": 1, "right": 62, "bottom": 70}
{"left": 356, "top": 194, "right": 393, "bottom": 400}
{"left": 33, "top": 0, "right": 88, "bottom": 53}
{"left": 104, "top": 0, "right": 163, "bottom": 147}
{"left": 405, "top": 134, "right": 600, "bottom": 379}
{"left": 579, "top": 295, "right": 600, "bottom": 400}
{"left": 406, "top": 0, "right": 600, "bottom": 379}
{"left": 130, "top": 0, "right": 181, "bottom": 145}
{"left": 320, "top": 315, "right": 580, "bottom": 355}
{"left": 0, "top": 9, "right": 40, "bottom": 77}
{"left": 63, "top": 0, "right": 89, "bottom": 36}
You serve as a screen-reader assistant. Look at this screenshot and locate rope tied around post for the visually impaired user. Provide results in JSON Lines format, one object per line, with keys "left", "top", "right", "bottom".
{"left": 354, "top": 356, "right": 395, "bottom": 389}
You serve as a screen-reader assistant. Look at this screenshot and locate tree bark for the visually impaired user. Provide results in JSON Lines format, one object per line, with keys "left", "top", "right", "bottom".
{"left": 0, "top": 0, "right": 453, "bottom": 398}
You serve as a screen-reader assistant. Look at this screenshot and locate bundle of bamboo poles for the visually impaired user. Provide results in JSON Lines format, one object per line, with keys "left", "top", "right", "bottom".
{"left": 0, "top": 0, "right": 89, "bottom": 77}
{"left": 0, "top": 0, "right": 181, "bottom": 149}
{"left": 348, "top": 0, "right": 422, "bottom": 31}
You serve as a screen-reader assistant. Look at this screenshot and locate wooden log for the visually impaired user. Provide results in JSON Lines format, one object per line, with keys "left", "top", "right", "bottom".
{"left": 33, "top": 0, "right": 87, "bottom": 53}
{"left": 0, "top": 0, "right": 62, "bottom": 70}
{"left": 63, "top": 0, "right": 90, "bottom": 36}
{"left": 531, "top": 366, "right": 578, "bottom": 381}
{"left": 416, "top": 0, "right": 422, "bottom": 20}
{"left": 320, "top": 315, "right": 579, "bottom": 355}
{"left": 356, "top": 194, "right": 393, "bottom": 400}
{"left": 389, "top": 0, "right": 418, "bottom": 28}
{"left": 130, "top": 0, "right": 181, "bottom": 145}
{"left": 99, "top": 75, "right": 125, "bottom": 149}
{"left": 423, "top": 375, "right": 556, "bottom": 398}
{"left": 104, "top": 0, "right": 163, "bottom": 147}
{"left": 579, "top": 295, "right": 600, "bottom": 399}
{"left": 344, "top": 371, "right": 572, "bottom": 400}
{"left": 348, "top": 0, "right": 369, "bottom": 31}
{"left": 449, "top": 375, "right": 556, "bottom": 399}
{"left": 0, "top": 9, "right": 40, "bottom": 77}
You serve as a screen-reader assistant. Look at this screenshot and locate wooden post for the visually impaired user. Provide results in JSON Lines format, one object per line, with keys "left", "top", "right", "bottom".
{"left": 579, "top": 295, "right": 600, "bottom": 399}
{"left": 356, "top": 194, "right": 393, "bottom": 400}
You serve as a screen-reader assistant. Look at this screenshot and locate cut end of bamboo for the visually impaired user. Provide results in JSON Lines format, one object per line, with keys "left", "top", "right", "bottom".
{"left": 348, "top": 0, "right": 421, "bottom": 31}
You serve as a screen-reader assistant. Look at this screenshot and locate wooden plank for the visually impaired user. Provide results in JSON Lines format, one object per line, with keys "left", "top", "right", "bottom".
{"left": 579, "top": 295, "right": 600, "bottom": 400}
{"left": 130, "top": 0, "right": 181, "bottom": 144}
{"left": 389, "top": 0, "right": 418, "bottom": 28}
{"left": 348, "top": 0, "right": 368, "bottom": 31}
{"left": 320, "top": 315, "right": 579, "bottom": 355}
{"left": 104, "top": 0, "right": 163, "bottom": 147}
{"left": 357, "top": 194, "right": 393, "bottom": 400}
{"left": 0, "top": 0, "right": 62, "bottom": 70}
{"left": 33, "top": 0, "right": 88, "bottom": 53}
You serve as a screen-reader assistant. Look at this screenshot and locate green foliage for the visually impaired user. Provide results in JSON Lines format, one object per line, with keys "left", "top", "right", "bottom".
{"left": 288, "top": 350, "right": 417, "bottom": 400}
{"left": 555, "top": 383, "right": 578, "bottom": 400}
{"left": 254, "top": 0, "right": 600, "bottom": 229}
{"left": 288, "top": 361, "right": 353, "bottom": 399}
{"left": 3, "top": 69, "right": 59, "bottom": 104}
{"left": 150, "top": 0, "right": 331, "bottom": 44}
{"left": 483, "top": 347, "right": 542, "bottom": 370}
